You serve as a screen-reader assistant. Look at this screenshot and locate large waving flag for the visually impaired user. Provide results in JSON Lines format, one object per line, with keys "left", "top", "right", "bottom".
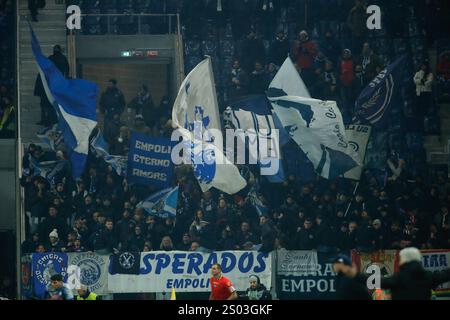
{"left": 224, "top": 95, "right": 286, "bottom": 182}
{"left": 137, "top": 186, "right": 179, "bottom": 218}
{"left": 270, "top": 96, "right": 361, "bottom": 179}
{"left": 30, "top": 24, "right": 98, "bottom": 179}
{"left": 172, "top": 57, "right": 246, "bottom": 194}
{"left": 354, "top": 55, "right": 407, "bottom": 125}
{"left": 267, "top": 56, "right": 311, "bottom": 98}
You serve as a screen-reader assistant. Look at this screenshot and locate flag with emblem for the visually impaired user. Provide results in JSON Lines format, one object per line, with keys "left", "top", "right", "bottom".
{"left": 269, "top": 96, "right": 361, "bottom": 179}
{"left": 111, "top": 252, "right": 141, "bottom": 275}
{"left": 354, "top": 55, "right": 407, "bottom": 126}
{"left": 137, "top": 186, "right": 179, "bottom": 218}
{"left": 172, "top": 57, "right": 246, "bottom": 194}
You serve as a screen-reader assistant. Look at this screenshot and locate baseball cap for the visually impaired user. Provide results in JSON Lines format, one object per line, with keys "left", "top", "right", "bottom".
{"left": 331, "top": 254, "right": 352, "bottom": 266}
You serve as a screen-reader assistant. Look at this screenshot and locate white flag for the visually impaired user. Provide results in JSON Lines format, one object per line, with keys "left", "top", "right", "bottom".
{"left": 343, "top": 125, "right": 372, "bottom": 180}
{"left": 268, "top": 57, "right": 311, "bottom": 98}
{"left": 172, "top": 58, "right": 246, "bottom": 194}
{"left": 270, "top": 95, "right": 361, "bottom": 179}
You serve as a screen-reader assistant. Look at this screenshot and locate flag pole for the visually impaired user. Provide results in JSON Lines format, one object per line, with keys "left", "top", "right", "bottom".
{"left": 344, "top": 182, "right": 360, "bottom": 218}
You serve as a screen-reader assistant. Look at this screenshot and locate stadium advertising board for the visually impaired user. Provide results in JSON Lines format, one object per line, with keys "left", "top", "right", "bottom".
{"left": 32, "top": 253, "right": 68, "bottom": 299}
{"left": 67, "top": 253, "right": 110, "bottom": 295}
{"left": 127, "top": 132, "right": 175, "bottom": 188}
{"left": 107, "top": 251, "right": 272, "bottom": 293}
{"left": 276, "top": 251, "right": 343, "bottom": 300}
{"left": 352, "top": 250, "right": 400, "bottom": 277}
{"left": 421, "top": 250, "right": 450, "bottom": 297}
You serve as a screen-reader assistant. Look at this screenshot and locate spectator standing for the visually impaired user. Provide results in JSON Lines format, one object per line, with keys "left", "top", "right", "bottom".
{"left": 239, "top": 29, "right": 266, "bottom": 73}
{"left": 100, "top": 79, "right": 126, "bottom": 142}
{"left": 228, "top": 59, "right": 249, "bottom": 101}
{"left": 269, "top": 30, "right": 290, "bottom": 67}
{"left": 414, "top": 62, "right": 434, "bottom": 128}
{"left": 347, "top": 0, "right": 367, "bottom": 55}
{"left": 248, "top": 61, "right": 269, "bottom": 95}
{"left": 291, "top": 30, "right": 318, "bottom": 86}
{"left": 339, "top": 49, "right": 355, "bottom": 116}
{"left": 358, "top": 43, "right": 382, "bottom": 84}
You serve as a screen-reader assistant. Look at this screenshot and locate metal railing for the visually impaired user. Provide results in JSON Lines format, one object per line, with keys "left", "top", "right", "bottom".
{"left": 74, "top": 13, "right": 181, "bottom": 36}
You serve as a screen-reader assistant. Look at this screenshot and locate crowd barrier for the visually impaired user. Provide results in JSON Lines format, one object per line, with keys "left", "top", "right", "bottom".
{"left": 20, "top": 249, "right": 450, "bottom": 300}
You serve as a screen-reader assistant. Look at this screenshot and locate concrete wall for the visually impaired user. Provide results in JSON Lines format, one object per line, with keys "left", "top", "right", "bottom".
{"left": 0, "top": 139, "right": 17, "bottom": 231}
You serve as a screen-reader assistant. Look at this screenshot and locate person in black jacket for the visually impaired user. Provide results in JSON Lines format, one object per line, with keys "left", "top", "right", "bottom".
{"left": 295, "top": 218, "right": 317, "bottom": 250}
{"left": 269, "top": 30, "right": 290, "bottom": 67}
{"left": 332, "top": 254, "right": 372, "bottom": 300}
{"left": 100, "top": 79, "right": 126, "bottom": 143}
{"left": 33, "top": 45, "right": 69, "bottom": 126}
{"left": 245, "top": 275, "right": 272, "bottom": 300}
{"left": 379, "top": 247, "right": 450, "bottom": 300}
{"left": 93, "top": 218, "right": 118, "bottom": 254}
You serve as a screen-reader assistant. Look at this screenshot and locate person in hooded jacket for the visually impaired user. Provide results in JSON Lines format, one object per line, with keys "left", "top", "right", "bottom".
{"left": 378, "top": 247, "right": 450, "bottom": 300}
{"left": 245, "top": 275, "right": 272, "bottom": 300}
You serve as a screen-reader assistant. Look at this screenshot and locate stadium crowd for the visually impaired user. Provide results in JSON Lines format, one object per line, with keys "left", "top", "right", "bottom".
{"left": 0, "top": 0, "right": 15, "bottom": 139}
{"left": 20, "top": 0, "right": 450, "bottom": 260}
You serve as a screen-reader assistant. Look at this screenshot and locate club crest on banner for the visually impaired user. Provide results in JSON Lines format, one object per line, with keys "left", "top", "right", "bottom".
{"left": 119, "top": 252, "right": 136, "bottom": 270}
{"left": 70, "top": 254, "right": 105, "bottom": 290}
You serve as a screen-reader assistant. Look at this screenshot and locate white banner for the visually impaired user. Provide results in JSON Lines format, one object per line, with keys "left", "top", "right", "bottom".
{"left": 270, "top": 96, "right": 361, "bottom": 179}
{"left": 343, "top": 125, "right": 372, "bottom": 180}
{"left": 68, "top": 253, "right": 110, "bottom": 295}
{"left": 108, "top": 251, "right": 272, "bottom": 293}
{"left": 277, "top": 250, "right": 319, "bottom": 276}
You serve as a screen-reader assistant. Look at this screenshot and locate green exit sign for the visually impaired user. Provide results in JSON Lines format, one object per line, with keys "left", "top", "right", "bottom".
{"left": 121, "top": 51, "right": 132, "bottom": 57}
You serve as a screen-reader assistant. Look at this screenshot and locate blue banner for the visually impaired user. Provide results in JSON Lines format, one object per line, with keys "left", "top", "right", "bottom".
{"left": 32, "top": 253, "right": 68, "bottom": 299}
{"left": 127, "top": 132, "right": 175, "bottom": 188}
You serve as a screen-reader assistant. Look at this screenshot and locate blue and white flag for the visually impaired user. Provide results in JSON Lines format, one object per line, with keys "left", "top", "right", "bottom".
{"left": 104, "top": 155, "right": 128, "bottom": 177}
{"left": 29, "top": 156, "right": 68, "bottom": 186}
{"left": 270, "top": 96, "right": 361, "bottom": 179}
{"left": 267, "top": 56, "right": 311, "bottom": 99}
{"left": 246, "top": 185, "right": 269, "bottom": 216}
{"left": 90, "top": 130, "right": 109, "bottom": 158}
{"left": 30, "top": 24, "right": 99, "bottom": 179}
{"left": 172, "top": 57, "right": 246, "bottom": 194}
{"left": 354, "top": 55, "right": 407, "bottom": 125}
{"left": 224, "top": 95, "right": 287, "bottom": 182}
{"left": 137, "top": 186, "right": 179, "bottom": 218}
{"left": 36, "top": 124, "right": 63, "bottom": 151}
{"left": 91, "top": 130, "right": 127, "bottom": 177}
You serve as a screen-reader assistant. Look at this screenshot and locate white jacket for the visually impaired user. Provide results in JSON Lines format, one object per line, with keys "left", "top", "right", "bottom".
{"left": 413, "top": 70, "right": 433, "bottom": 96}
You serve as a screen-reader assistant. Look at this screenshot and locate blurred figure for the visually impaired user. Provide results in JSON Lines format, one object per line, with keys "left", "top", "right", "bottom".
{"left": 245, "top": 275, "right": 272, "bottom": 300}
{"left": 379, "top": 247, "right": 450, "bottom": 300}
{"left": 332, "top": 254, "right": 372, "bottom": 300}
{"left": 269, "top": 29, "right": 290, "bottom": 67}
{"left": 76, "top": 285, "right": 98, "bottom": 300}
{"left": 100, "top": 79, "right": 126, "bottom": 142}
{"left": 228, "top": 59, "right": 249, "bottom": 101}
{"left": 44, "top": 274, "right": 74, "bottom": 300}
{"left": 28, "top": 0, "right": 46, "bottom": 22}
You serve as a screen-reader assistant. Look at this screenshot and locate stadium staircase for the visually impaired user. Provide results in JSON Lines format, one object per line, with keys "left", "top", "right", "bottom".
{"left": 423, "top": 48, "right": 450, "bottom": 170}
{"left": 18, "top": 0, "right": 68, "bottom": 144}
